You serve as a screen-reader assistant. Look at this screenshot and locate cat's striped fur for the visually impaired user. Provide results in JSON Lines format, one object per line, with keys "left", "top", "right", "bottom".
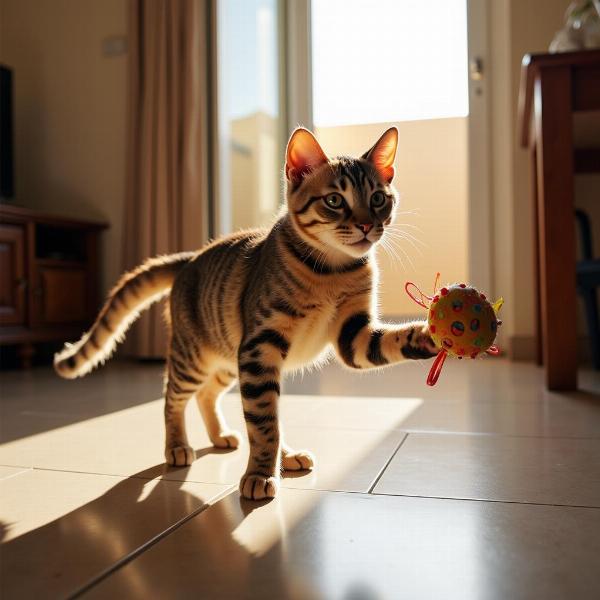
{"left": 55, "top": 127, "right": 437, "bottom": 500}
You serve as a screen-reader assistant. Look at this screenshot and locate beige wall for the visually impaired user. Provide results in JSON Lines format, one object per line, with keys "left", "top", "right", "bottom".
{"left": 0, "top": 0, "right": 127, "bottom": 295}
{"left": 489, "top": 0, "right": 600, "bottom": 356}
{"left": 317, "top": 119, "right": 468, "bottom": 317}
{"left": 230, "top": 112, "right": 280, "bottom": 231}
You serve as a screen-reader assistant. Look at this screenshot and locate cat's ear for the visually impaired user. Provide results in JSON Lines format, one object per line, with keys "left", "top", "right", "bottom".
{"left": 285, "top": 128, "right": 328, "bottom": 187}
{"left": 362, "top": 127, "right": 398, "bottom": 183}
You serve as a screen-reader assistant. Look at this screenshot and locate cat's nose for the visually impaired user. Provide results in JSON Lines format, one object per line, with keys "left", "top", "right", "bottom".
{"left": 356, "top": 223, "right": 373, "bottom": 234}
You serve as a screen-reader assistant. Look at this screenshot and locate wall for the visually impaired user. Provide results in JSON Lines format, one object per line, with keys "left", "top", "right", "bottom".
{"left": 0, "top": 0, "right": 127, "bottom": 295}
{"left": 230, "top": 112, "right": 280, "bottom": 231}
{"left": 489, "top": 0, "right": 600, "bottom": 357}
{"left": 316, "top": 118, "right": 468, "bottom": 317}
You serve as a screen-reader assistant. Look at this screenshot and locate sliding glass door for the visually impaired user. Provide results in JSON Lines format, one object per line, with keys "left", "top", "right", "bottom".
{"left": 214, "top": 0, "right": 285, "bottom": 235}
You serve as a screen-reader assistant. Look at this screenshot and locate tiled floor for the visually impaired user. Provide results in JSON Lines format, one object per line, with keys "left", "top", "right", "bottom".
{"left": 1, "top": 358, "right": 599, "bottom": 598}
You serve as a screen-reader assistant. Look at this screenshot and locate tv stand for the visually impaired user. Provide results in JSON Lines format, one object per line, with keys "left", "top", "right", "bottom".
{"left": 0, "top": 205, "right": 108, "bottom": 367}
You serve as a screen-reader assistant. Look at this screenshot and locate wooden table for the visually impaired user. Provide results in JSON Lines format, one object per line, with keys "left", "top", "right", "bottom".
{"left": 518, "top": 49, "right": 600, "bottom": 390}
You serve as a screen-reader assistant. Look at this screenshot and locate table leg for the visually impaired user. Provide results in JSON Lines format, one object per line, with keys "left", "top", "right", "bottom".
{"left": 534, "top": 67, "right": 578, "bottom": 390}
{"left": 530, "top": 146, "right": 543, "bottom": 366}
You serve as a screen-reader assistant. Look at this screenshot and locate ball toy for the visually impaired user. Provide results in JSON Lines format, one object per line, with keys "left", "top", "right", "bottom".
{"left": 405, "top": 274, "right": 504, "bottom": 386}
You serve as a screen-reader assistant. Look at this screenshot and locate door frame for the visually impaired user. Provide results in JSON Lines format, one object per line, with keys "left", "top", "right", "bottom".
{"left": 209, "top": 0, "right": 306, "bottom": 237}
{"left": 466, "top": 0, "right": 493, "bottom": 294}
{"left": 288, "top": 0, "right": 494, "bottom": 293}
{"left": 210, "top": 1, "right": 493, "bottom": 291}
{"left": 282, "top": 0, "right": 313, "bottom": 133}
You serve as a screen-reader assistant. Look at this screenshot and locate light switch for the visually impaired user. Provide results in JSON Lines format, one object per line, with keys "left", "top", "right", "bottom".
{"left": 102, "top": 35, "right": 127, "bottom": 57}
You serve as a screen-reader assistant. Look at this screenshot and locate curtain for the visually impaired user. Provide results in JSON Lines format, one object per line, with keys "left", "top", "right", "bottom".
{"left": 124, "top": 0, "right": 209, "bottom": 358}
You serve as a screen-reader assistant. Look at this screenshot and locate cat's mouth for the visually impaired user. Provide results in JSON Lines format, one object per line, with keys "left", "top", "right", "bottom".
{"left": 345, "top": 239, "right": 373, "bottom": 250}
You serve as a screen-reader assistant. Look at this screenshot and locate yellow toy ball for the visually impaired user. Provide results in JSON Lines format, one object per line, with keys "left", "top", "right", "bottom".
{"left": 405, "top": 276, "right": 504, "bottom": 386}
{"left": 428, "top": 284, "right": 498, "bottom": 359}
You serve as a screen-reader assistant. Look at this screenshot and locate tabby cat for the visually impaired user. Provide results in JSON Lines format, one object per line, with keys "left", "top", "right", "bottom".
{"left": 55, "top": 127, "right": 438, "bottom": 500}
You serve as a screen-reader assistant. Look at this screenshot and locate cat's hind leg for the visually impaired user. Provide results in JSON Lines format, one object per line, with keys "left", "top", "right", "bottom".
{"left": 281, "top": 441, "right": 315, "bottom": 471}
{"left": 164, "top": 354, "right": 206, "bottom": 467}
{"left": 196, "top": 368, "right": 241, "bottom": 449}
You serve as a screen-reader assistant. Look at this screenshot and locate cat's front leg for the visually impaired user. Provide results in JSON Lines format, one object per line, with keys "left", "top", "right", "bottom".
{"left": 332, "top": 295, "right": 437, "bottom": 370}
{"left": 237, "top": 330, "right": 288, "bottom": 500}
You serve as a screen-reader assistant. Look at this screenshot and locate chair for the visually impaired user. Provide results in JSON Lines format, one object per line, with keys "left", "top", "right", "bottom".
{"left": 575, "top": 209, "right": 600, "bottom": 369}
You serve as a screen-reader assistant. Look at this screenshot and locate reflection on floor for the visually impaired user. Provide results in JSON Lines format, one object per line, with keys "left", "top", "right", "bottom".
{"left": 1, "top": 359, "right": 599, "bottom": 598}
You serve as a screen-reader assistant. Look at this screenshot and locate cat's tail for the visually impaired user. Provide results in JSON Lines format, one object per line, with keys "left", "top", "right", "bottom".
{"left": 54, "top": 252, "right": 195, "bottom": 379}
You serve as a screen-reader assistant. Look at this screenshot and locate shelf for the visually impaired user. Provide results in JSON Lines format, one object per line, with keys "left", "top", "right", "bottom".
{"left": 36, "top": 258, "right": 86, "bottom": 269}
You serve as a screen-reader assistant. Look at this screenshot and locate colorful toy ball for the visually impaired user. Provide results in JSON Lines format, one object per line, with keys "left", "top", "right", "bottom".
{"left": 405, "top": 275, "right": 504, "bottom": 386}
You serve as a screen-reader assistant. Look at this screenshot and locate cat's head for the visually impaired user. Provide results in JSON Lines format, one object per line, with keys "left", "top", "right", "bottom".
{"left": 284, "top": 127, "right": 399, "bottom": 260}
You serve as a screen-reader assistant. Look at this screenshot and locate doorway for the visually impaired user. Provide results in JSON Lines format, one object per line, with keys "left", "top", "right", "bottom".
{"left": 212, "top": 0, "right": 490, "bottom": 319}
{"left": 311, "top": 0, "right": 474, "bottom": 318}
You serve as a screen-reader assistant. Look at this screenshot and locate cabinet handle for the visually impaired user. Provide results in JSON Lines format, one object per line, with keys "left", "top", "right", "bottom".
{"left": 17, "top": 278, "right": 28, "bottom": 291}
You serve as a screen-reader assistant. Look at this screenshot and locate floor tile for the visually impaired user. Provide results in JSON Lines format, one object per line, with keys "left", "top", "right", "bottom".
{"left": 0, "top": 396, "right": 405, "bottom": 493}
{"left": 84, "top": 488, "right": 600, "bottom": 600}
{"left": 285, "top": 393, "right": 600, "bottom": 438}
{"left": 395, "top": 395, "right": 600, "bottom": 438}
{"left": 163, "top": 427, "right": 405, "bottom": 494}
{"left": 0, "top": 468, "right": 229, "bottom": 598}
{"left": 374, "top": 433, "right": 600, "bottom": 507}
{"left": 0, "top": 361, "right": 166, "bottom": 443}
{"left": 284, "top": 357, "right": 600, "bottom": 401}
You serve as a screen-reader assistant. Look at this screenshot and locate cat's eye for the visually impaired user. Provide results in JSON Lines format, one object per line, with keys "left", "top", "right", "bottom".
{"left": 324, "top": 193, "right": 344, "bottom": 209}
{"left": 371, "top": 191, "right": 386, "bottom": 208}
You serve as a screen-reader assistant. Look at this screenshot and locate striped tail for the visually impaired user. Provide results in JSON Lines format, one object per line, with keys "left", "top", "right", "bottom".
{"left": 54, "top": 252, "right": 195, "bottom": 379}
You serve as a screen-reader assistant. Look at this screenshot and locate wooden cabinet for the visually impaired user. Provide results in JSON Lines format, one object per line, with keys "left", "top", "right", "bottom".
{"left": 0, "top": 224, "right": 26, "bottom": 326}
{"left": 38, "top": 266, "right": 88, "bottom": 324}
{"left": 0, "top": 205, "right": 107, "bottom": 367}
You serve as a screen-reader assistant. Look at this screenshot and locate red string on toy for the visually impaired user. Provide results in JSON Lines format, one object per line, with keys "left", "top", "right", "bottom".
{"left": 486, "top": 345, "right": 500, "bottom": 355}
{"left": 432, "top": 272, "right": 441, "bottom": 295}
{"left": 405, "top": 281, "right": 433, "bottom": 309}
{"left": 427, "top": 349, "right": 447, "bottom": 386}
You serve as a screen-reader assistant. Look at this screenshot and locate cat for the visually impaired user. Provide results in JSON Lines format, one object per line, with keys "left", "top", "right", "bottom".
{"left": 54, "top": 127, "right": 438, "bottom": 500}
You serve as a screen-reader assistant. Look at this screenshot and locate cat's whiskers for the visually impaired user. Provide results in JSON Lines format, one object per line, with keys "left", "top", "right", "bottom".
{"left": 392, "top": 222, "right": 423, "bottom": 232}
{"left": 385, "top": 231, "right": 424, "bottom": 259}
{"left": 387, "top": 223, "right": 427, "bottom": 246}
{"left": 393, "top": 208, "right": 420, "bottom": 217}
{"left": 381, "top": 233, "right": 416, "bottom": 271}
{"left": 378, "top": 236, "right": 406, "bottom": 272}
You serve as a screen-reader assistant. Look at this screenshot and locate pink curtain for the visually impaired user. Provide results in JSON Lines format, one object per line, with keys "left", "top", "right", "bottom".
{"left": 124, "top": 0, "right": 209, "bottom": 358}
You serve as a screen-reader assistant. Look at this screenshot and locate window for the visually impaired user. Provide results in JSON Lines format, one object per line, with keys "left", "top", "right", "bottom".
{"left": 216, "top": 0, "right": 282, "bottom": 233}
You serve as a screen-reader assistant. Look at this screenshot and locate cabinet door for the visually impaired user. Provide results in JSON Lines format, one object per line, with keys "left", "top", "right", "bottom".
{"left": 39, "top": 267, "right": 87, "bottom": 324}
{"left": 0, "top": 224, "right": 26, "bottom": 325}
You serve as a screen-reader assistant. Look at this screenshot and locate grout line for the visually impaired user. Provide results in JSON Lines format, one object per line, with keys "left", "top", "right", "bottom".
{"left": 270, "top": 485, "right": 600, "bottom": 511}
{"left": 367, "top": 433, "right": 409, "bottom": 494}
{"left": 0, "top": 464, "right": 239, "bottom": 487}
{"left": 0, "top": 466, "right": 33, "bottom": 482}
{"left": 368, "top": 491, "right": 600, "bottom": 510}
{"left": 395, "top": 430, "right": 600, "bottom": 440}
{"left": 67, "top": 484, "right": 238, "bottom": 599}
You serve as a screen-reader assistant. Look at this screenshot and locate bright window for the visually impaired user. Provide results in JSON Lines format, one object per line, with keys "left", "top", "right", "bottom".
{"left": 311, "top": 0, "right": 469, "bottom": 126}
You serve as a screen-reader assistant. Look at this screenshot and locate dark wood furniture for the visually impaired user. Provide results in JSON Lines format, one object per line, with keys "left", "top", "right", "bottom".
{"left": 0, "top": 205, "right": 107, "bottom": 367}
{"left": 575, "top": 209, "right": 600, "bottom": 369}
{"left": 518, "top": 49, "right": 600, "bottom": 391}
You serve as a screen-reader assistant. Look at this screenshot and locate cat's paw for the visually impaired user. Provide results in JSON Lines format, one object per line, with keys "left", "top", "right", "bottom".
{"left": 282, "top": 450, "right": 315, "bottom": 471}
{"left": 165, "top": 445, "right": 195, "bottom": 467}
{"left": 403, "top": 323, "right": 439, "bottom": 360}
{"left": 239, "top": 473, "right": 280, "bottom": 500}
{"left": 211, "top": 430, "right": 241, "bottom": 449}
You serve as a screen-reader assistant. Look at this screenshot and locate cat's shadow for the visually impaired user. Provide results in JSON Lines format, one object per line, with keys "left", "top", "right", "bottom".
{"left": 0, "top": 445, "right": 316, "bottom": 598}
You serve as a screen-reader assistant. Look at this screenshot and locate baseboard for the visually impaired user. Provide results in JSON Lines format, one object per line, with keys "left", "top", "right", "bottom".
{"left": 508, "top": 336, "right": 538, "bottom": 361}
{"left": 509, "top": 335, "right": 592, "bottom": 363}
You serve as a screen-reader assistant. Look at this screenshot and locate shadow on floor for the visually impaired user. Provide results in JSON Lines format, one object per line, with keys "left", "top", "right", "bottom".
{"left": 0, "top": 445, "right": 366, "bottom": 600}
{"left": 0, "top": 361, "right": 166, "bottom": 444}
